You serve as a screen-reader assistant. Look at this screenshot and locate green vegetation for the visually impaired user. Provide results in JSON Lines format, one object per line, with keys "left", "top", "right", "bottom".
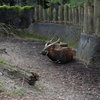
{"left": 0, "top": 59, "right": 15, "bottom": 67}
{"left": 12, "top": 86, "right": 25, "bottom": 96}
{"left": 68, "top": 0, "right": 84, "bottom": 7}
{"left": 48, "top": 0, "right": 63, "bottom": 4}
{"left": 0, "top": 5, "right": 34, "bottom": 10}
{"left": 0, "top": 81, "right": 11, "bottom": 95}
{"left": 67, "top": 42, "right": 78, "bottom": 48}
{"left": 15, "top": 30, "right": 79, "bottom": 48}
{"left": 0, "top": 0, "right": 93, "bottom": 8}
{"left": 63, "top": 24, "right": 82, "bottom": 30}
{"left": 0, "top": 5, "right": 34, "bottom": 15}
{"left": 46, "top": 0, "right": 84, "bottom": 7}
{"left": 0, "top": 82, "right": 25, "bottom": 97}
{"left": 0, "top": 82, "right": 6, "bottom": 93}
{"left": 0, "top": 59, "right": 6, "bottom": 67}
{"left": 16, "top": 31, "right": 49, "bottom": 41}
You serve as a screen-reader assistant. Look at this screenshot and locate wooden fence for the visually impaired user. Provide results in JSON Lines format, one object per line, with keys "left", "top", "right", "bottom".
{"left": 34, "top": 1, "right": 100, "bottom": 35}
{"left": 34, "top": 5, "right": 84, "bottom": 26}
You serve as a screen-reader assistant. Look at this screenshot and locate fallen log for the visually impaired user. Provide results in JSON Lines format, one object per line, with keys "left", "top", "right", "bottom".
{"left": 0, "top": 64, "right": 39, "bottom": 86}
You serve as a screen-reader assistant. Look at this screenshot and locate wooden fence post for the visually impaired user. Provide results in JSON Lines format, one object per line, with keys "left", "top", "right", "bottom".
{"left": 53, "top": 8, "right": 58, "bottom": 23}
{"left": 69, "top": 7, "right": 72, "bottom": 24}
{"left": 72, "top": 8, "right": 75, "bottom": 24}
{"left": 78, "top": 6, "right": 81, "bottom": 25}
{"left": 48, "top": 7, "right": 53, "bottom": 22}
{"left": 83, "top": 0, "right": 89, "bottom": 33}
{"left": 59, "top": 5, "right": 64, "bottom": 24}
{"left": 35, "top": 6, "right": 39, "bottom": 21}
{"left": 39, "top": 5, "right": 43, "bottom": 22}
{"left": 75, "top": 7, "right": 79, "bottom": 25}
{"left": 88, "top": 4, "right": 94, "bottom": 34}
{"left": 43, "top": 9, "right": 48, "bottom": 22}
{"left": 67, "top": 6, "right": 69, "bottom": 23}
{"left": 94, "top": 0, "right": 100, "bottom": 35}
{"left": 96, "top": 18, "right": 100, "bottom": 34}
{"left": 64, "top": 5, "right": 68, "bottom": 24}
{"left": 78, "top": 6, "right": 84, "bottom": 26}
{"left": 74, "top": 8, "right": 76, "bottom": 24}
{"left": 81, "top": 7, "right": 84, "bottom": 26}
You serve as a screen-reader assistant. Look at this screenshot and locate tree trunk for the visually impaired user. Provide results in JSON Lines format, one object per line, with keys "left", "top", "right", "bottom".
{"left": 0, "top": 65, "right": 39, "bottom": 86}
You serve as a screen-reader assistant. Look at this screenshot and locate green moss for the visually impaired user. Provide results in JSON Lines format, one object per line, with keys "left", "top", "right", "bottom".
{"left": 0, "top": 5, "right": 34, "bottom": 10}
{"left": 0, "top": 5, "right": 34, "bottom": 16}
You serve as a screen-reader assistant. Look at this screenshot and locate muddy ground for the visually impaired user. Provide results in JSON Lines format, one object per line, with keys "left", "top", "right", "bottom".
{"left": 0, "top": 38, "right": 100, "bottom": 100}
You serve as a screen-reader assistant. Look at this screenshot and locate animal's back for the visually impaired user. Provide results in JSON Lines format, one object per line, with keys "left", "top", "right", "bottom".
{"left": 57, "top": 47, "right": 74, "bottom": 63}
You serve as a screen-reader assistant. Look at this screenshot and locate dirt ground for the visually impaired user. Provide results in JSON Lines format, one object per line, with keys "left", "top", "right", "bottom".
{"left": 0, "top": 38, "right": 100, "bottom": 100}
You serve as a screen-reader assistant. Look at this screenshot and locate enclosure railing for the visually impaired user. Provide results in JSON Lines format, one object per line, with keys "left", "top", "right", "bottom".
{"left": 34, "top": 1, "right": 100, "bottom": 35}
{"left": 34, "top": 5, "right": 84, "bottom": 26}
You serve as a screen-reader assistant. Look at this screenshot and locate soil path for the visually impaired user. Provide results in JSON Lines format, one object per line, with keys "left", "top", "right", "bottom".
{"left": 0, "top": 38, "right": 100, "bottom": 100}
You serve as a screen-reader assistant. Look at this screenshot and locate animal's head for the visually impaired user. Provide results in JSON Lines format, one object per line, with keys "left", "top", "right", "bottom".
{"left": 41, "top": 38, "right": 60, "bottom": 55}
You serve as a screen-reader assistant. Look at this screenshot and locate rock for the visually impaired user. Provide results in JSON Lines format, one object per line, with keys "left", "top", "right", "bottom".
{"left": 0, "top": 72, "right": 3, "bottom": 76}
{"left": 77, "top": 34, "right": 100, "bottom": 65}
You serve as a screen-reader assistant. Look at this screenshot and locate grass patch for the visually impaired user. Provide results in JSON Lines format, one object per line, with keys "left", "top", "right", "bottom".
{"left": 16, "top": 31, "right": 49, "bottom": 41}
{"left": 0, "top": 59, "right": 6, "bottom": 67}
{"left": 0, "top": 84, "right": 25, "bottom": 97}
{"left": 67, "top": 42, "right": 78, "bottom": 48}
{"left": 53, "top": 23, "right": 82, "bottom": 30}
{"left": 12, "top": 86, "right": 25, "bottom": 96}
{"left": 69, "top": 25, "right": 82, "bottom": 30}
{"left": 0, "top": 59, "right": 15, "bottom": 68}
{"left": 0, "top": 82, "right": 6, "bottom": 93}
{"left": 16, "top": 31, "right": 78, "bottom": 48}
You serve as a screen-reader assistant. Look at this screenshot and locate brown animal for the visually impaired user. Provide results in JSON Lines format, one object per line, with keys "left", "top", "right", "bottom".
{"left": 41, "top": 39, "right": 74, "bottom": 64}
